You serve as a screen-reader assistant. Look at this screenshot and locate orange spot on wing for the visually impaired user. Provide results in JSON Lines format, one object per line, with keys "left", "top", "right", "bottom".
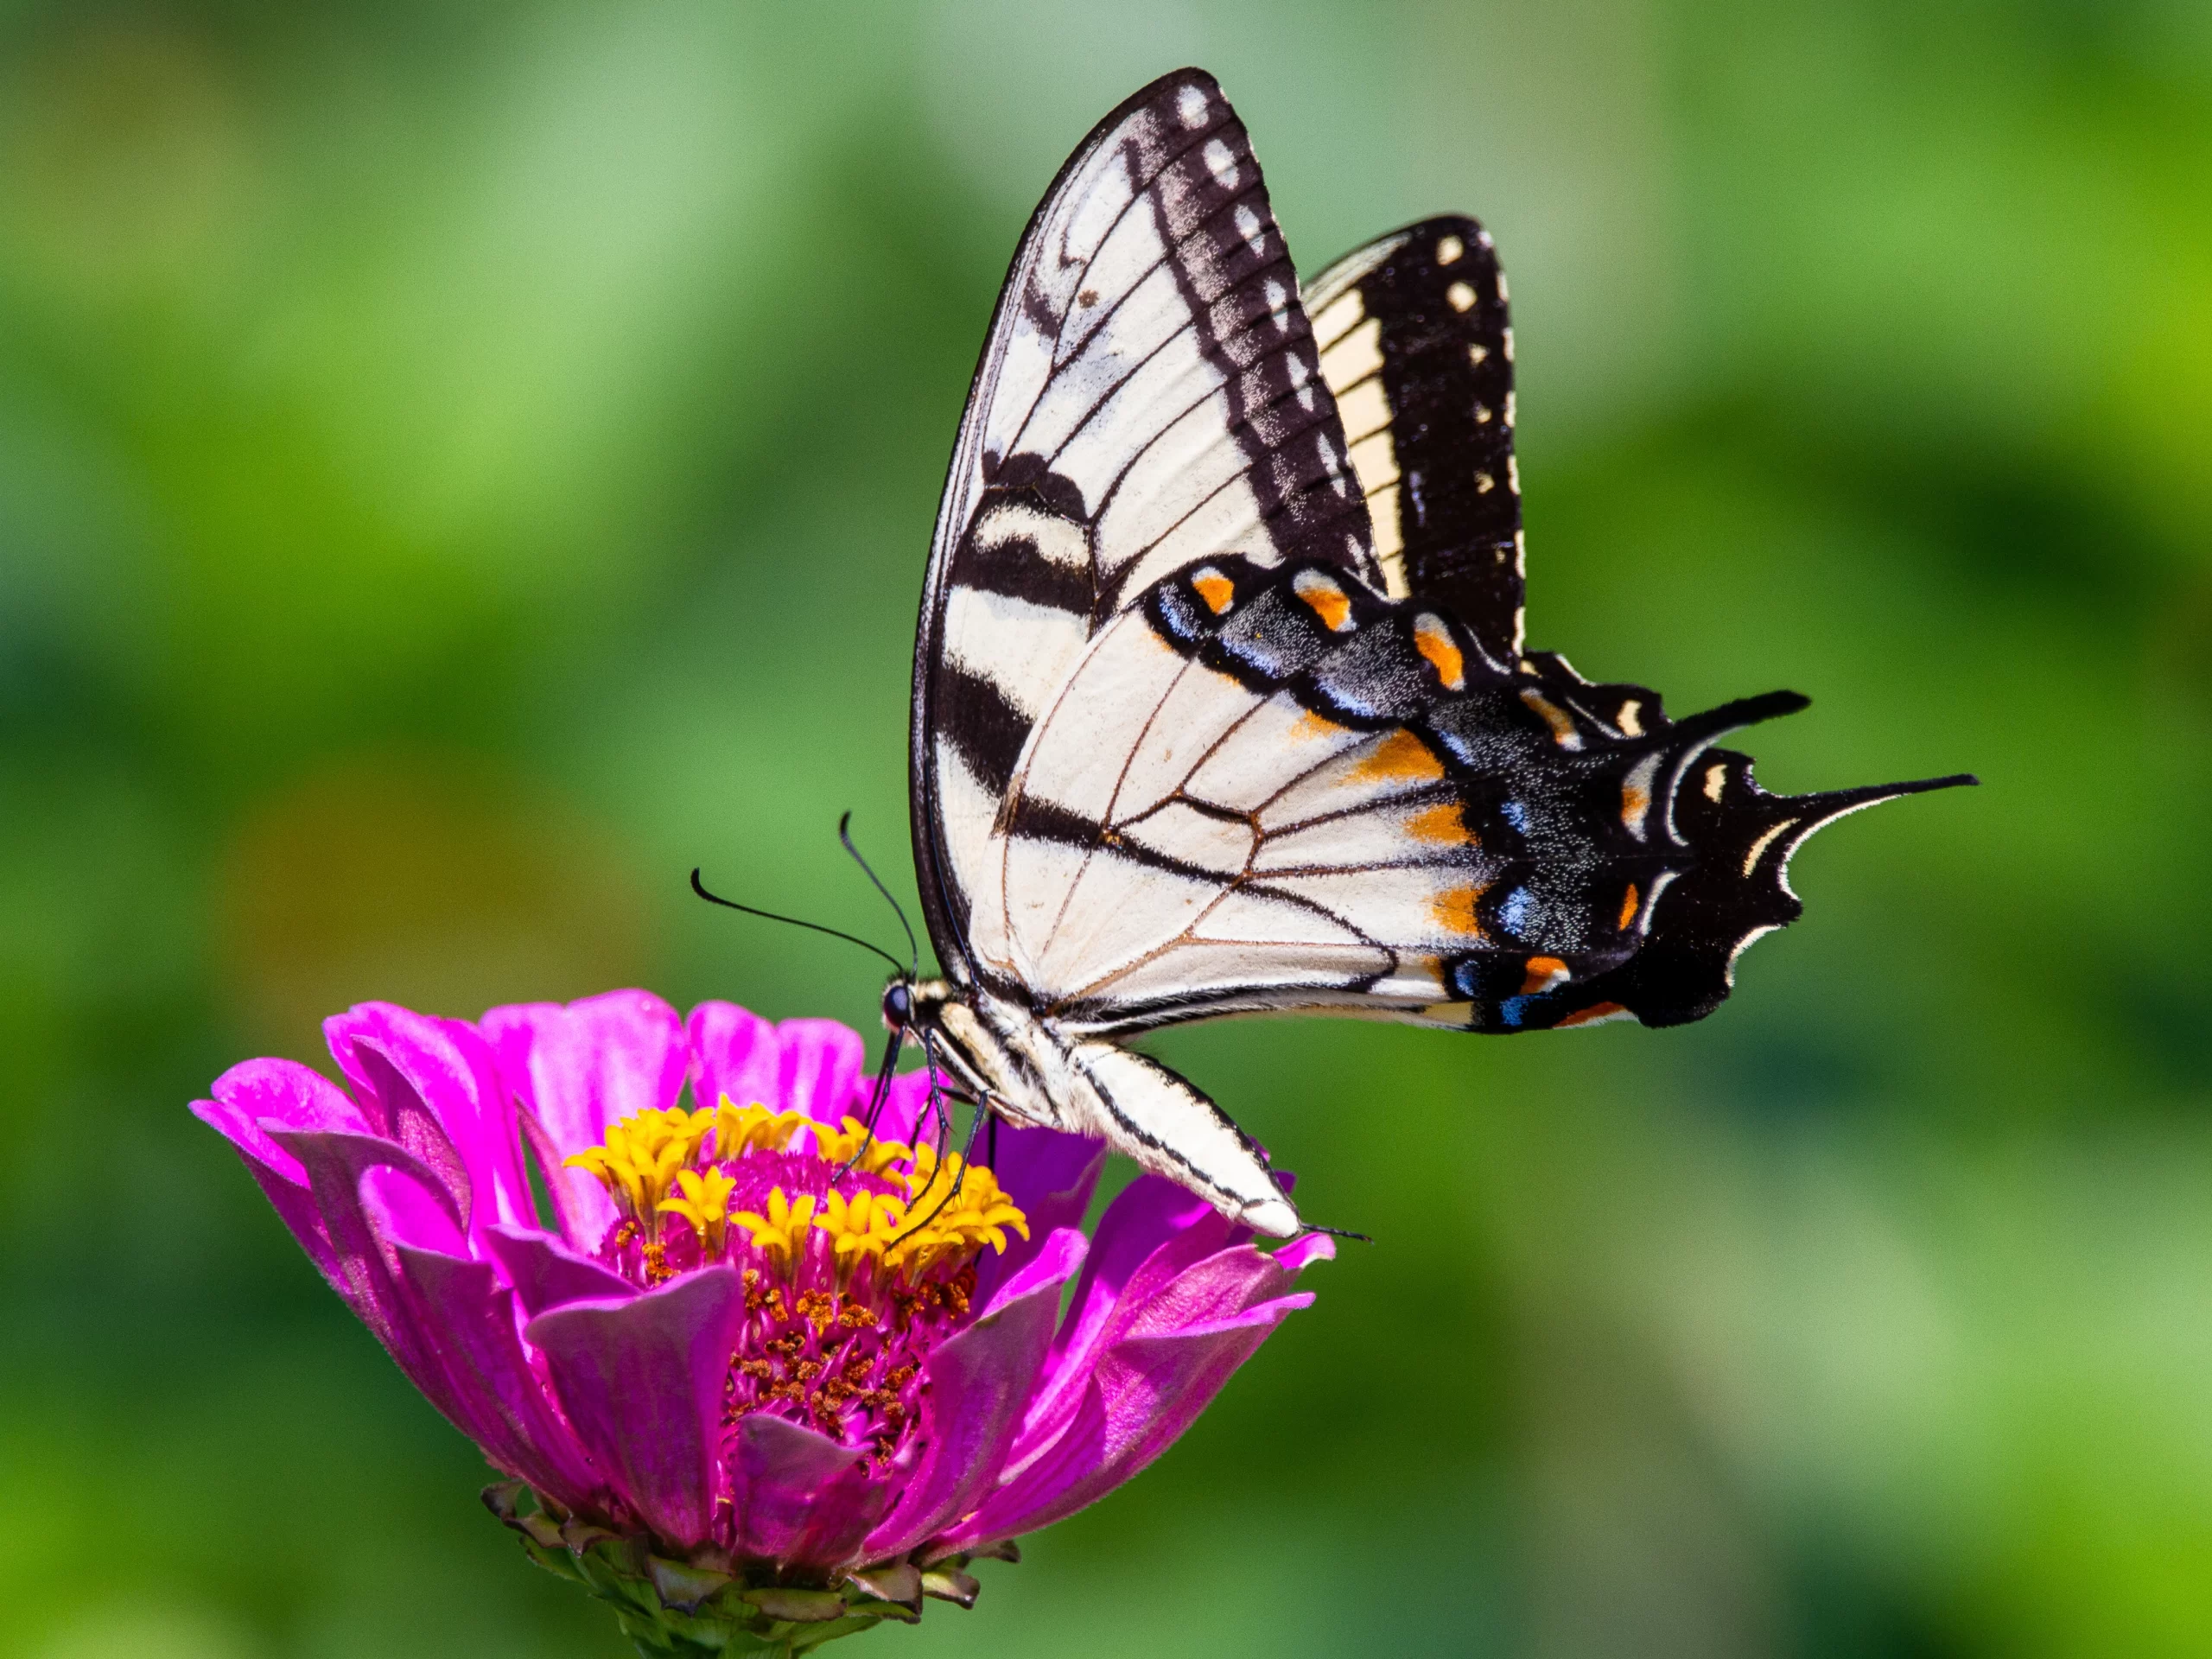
{"left": 1353, "top": 730, "right": 1445, "bottom": 784}
{"left": 1192, "top": 570, "right": 1235, "bottom": 614}
{"left": 1518, "top": 689, "right": 1580, "bottom": 748}
{"left": 1555, "top": 1001, "right": 1628, "bottom": 1029}
{"left": 1520, "top": 956, "right": 1567, "bottom": 995}
{"left": 1407, "top": 801, "right": 1473, "bottom": 845}
{"left": 1413, "top": 614, "right": 1465, "bottom": 690}
{"left": 1622, "top": 783, "right": 1650, "bottom": 824}
{"left": 1293, "top": 570, "right": 1353, "bottom": 632}
{"left": 1430, "top": 886, "right": 1487, "bottom": 936}
{"left": 1618, "top": 884, "right": 1640, "bottom": 929}
{"left": 1294, "top": 710, "right": 1348, "bottom": 741}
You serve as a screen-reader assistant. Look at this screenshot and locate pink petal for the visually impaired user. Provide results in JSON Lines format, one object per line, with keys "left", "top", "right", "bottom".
{"left": 480, "top": 991, "right": 689, "bottom": 1251}
{"left": 778, "top": 1456, "right": 895, "bottom": 1573}
{"left": 974, "top": 1128, "right": 1103, "bottom": 1308}
{"left": 1108, "top": 1236, "right": 1334, "bottom": 1340}
{"left": 774, "top": 1018, "right": 865, "bottom": 1125}
{"left": 525, "top": 1266, "right": 744, "bottom": 1549}
{"left": 864, "top": 1228, "right": 1084, "bottom": 1560}
{"left": 482, "top": 1223, "right": 638, "bottom": 1318}
{"left": 324, "top": 1003, "right": 534, "bottom": 1243}
{"left": 1024, "top": 1176, "right": 1224, "bottom": 1441}
{"left": 944, "top": 1293, "right": 1314, "bottom": 1547}
{"left": 726, "top": 1414, "right": 876, "bottom": 1565}
{"left": 685, "top": 1001, "right": 782, "bottom": 1117}
{"left": 360, "top": 1164, "right": 467, "bottom": 1256}
{"left": 879, "top": 1068, "right": 934, "bottom": 1145}
{"left": 264, "top": 1127, "right": 467, "bottom": 1406}
{"left": 385, "top": 1236, "right": 603, "bottom": 1513}
{"left": 194, "top": 1058, "right": 368, "bottom": 1284}
{"left": 1011, "top": 1229, "right": 1332, "bottom": 1498}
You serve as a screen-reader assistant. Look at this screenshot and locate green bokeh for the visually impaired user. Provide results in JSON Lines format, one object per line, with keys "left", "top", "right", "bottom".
{"left": 3, "top": 3, "right": 2207, "bottom": 1656}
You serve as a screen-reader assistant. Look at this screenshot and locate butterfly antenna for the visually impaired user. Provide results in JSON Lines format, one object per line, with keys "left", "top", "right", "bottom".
{"left": 837, "top": 812, "right": 918, "bottom": 977}
{"left": 689, "top": 869, "right": 906, "bottom": 974}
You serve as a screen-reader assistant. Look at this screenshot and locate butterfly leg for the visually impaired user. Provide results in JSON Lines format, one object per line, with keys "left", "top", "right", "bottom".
{"left": 1066, "top": 1042, "right": 1300, "bottom": 1238}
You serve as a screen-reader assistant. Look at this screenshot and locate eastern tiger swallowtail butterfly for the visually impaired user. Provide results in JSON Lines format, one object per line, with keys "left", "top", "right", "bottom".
{"left": 877, "top": 67, "right": 1970, "bottom": 1238}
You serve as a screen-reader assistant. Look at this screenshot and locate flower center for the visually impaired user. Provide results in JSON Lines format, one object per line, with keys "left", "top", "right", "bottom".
{"left": 563, "top": 1099, "right": 1029, "bottom": 1463}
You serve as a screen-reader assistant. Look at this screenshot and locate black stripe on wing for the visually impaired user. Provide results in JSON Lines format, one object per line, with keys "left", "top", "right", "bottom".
{"left": 1305, "top": 215, "right": 1523, "bottom": 671}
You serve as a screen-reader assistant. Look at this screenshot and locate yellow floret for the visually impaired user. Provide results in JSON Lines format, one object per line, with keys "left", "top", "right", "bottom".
{"left": 731, "top": 1188, "right": 817, "bottom": 1267}
{"left": 813, "top": 1186, "right": 910, "bottom": 1269}
{"left": 711, "top": 1098, "right": 816, "bottom": 1161}
{"left": 657, "top": 1166, "right": 738, "bottom": 1254}
{"left": 810, "top": 1116, "right": 915, "bottom": 1176}
{"left": 562, "top": 1105, "right": 716, "bottom": 1230}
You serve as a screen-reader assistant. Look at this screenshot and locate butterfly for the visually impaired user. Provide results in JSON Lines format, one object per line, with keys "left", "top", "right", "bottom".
{"left": 874, "top": 67, "right": 1971, "bottom": 1237}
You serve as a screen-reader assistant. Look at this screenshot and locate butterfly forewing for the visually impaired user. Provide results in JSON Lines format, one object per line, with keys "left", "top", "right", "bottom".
{"left": 913, "top": 68, "right": 1382, "bottom": 980}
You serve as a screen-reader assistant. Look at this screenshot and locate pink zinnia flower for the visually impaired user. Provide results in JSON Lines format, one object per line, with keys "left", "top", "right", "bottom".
{"left": 194, "top": 990, "right": 1327, "bottom": 1653}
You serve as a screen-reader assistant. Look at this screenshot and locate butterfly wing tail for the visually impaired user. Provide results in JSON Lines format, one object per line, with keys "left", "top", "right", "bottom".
{"left": 1541, "top": 753, "right": 1977, "bottom": 1030}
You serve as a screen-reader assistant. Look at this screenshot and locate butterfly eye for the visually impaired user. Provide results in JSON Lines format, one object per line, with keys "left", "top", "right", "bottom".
{"left": 882, "top": 982, "right": 913, "bottom": 1029}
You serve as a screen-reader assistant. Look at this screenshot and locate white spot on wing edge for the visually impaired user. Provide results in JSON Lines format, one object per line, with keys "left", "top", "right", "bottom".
{"left": 1446, "top": 281, "right": 1476, "bottom": 313}
{"left": 1435, "top": 233, "right": 1464, "bottom": 264}
{"left": 1234, "top": 202, "right": 1265, "bottom": 256}
{"left": 1177, "top": 83, "right": 1210, "bottom": 127}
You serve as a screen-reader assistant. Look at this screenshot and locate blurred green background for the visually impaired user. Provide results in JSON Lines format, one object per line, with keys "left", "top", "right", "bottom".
{"left": 3, "top": 2, "right": 2208, "bottom": 1655}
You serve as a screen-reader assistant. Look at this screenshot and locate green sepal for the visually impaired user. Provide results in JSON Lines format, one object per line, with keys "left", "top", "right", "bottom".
{"left": 650, "top": 1555, "right": 735, "bottom": 1613}
{"left": 740, "top": 1586, "right": 849, "bottom": 1623}
{"left": 842, "top": 1561, "right": 921, "bottom": 1613}
{"left": 481, "top": 1481, "right": 1013, "bottom": 1656}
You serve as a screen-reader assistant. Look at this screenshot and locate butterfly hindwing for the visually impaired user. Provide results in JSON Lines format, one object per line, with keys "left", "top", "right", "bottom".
{"left": 913, "top": 68, "right": 1382, "bottom": 981}
{"left": 1305, "top": 216, "right": 1525, "bottom": 671}
{"left": 960, "top": 556, "right": 1805, "bottom": 1038}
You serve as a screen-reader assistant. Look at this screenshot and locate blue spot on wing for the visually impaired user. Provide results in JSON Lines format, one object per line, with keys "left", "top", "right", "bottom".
{"left": 1497, "top": 887, "right": 1532, "bottom": 934}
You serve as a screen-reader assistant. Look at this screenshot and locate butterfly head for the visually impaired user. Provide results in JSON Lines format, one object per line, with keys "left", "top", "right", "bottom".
{"left": 880, "top": 976, "right": 915, "bottom": 1033}
{"left": 881, "top": 975, "right": 962, "bottom": 1037}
